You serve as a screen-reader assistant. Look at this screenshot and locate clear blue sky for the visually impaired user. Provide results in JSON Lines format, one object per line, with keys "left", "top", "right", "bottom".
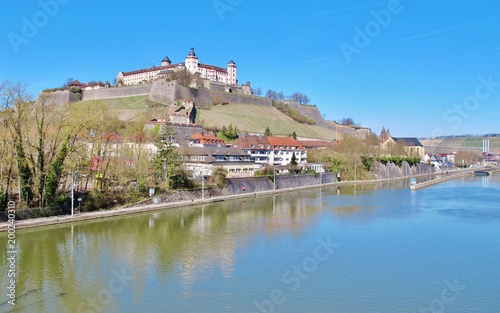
{"left": 2, "top": 0, "right": 500, "bottom": 138}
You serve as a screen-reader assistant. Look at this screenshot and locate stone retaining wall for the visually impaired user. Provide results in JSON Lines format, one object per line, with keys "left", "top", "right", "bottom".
{"left": 82, "top": 85, "right": 152, "bottom": 101}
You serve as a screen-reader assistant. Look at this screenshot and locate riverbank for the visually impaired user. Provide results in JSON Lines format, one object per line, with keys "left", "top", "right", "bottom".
{"left": 0, "top": 170, "right": 478, "bottom": 232}
{"left": 410, "top": 170, "right": 473, "bottom": 190}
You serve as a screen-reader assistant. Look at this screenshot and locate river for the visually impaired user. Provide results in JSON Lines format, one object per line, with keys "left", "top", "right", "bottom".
{"left": 1, "top": 175, "right": 499, "bottom": 312}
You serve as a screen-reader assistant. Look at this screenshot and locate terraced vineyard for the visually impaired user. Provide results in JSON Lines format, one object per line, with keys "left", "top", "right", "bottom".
{"left": 196, "top": 103, "right": 338, "bottom": 140}
{"left": 75, "top": 97, "right": 342, "bottom": 140}
{"left": 421, "top": 136, "right": 500, "bottom": 153}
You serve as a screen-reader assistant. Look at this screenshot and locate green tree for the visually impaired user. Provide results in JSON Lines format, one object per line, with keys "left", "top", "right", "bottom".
{"left": 212, "top": 167, "right": 228, "bottom": 187}
{"left": 217, "top": 124, "right": 239, "bottom": 141}
{"left": 264, "top": 127, "right": 272, "bottom": 136}
{"left": 153, "top": 125, "right": 182, "bottom": 188}
{"left": 166, "top": 68, "right": 197, "bottom": 88}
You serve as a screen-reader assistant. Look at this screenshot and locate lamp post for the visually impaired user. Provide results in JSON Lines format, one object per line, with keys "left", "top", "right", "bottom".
{"left": 201, "top": 164, "right": 205, "bottom": 200}
{"left": 274, "top": 167, "right": 276, "bottom": 191}
{"left": 71, "top": 171, "right": 75, "bottom": 217}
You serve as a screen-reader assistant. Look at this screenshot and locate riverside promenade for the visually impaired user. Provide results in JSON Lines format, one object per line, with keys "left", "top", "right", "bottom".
{"left": 410, "top": 167, "right": 499, "bottom": 190}
{"left": 1, "top": 168, "right": 492, "bottom": 232}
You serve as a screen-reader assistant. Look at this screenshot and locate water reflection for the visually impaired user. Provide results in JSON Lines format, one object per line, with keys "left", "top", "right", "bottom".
{"left": 1, "top": 184, "right": 393, "bottom": 312}
{"left": 2, "top": 177, "right": 497, "bottom": 312}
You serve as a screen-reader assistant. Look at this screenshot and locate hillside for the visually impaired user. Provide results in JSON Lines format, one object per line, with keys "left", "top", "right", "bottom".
{"left": 76, "top": 95, "right": 164, "bottom": 121}
{"left": 74, "top": 95, "right": 364, "bottom": 141}
{"left": 421, "top": 137, "right": 500, "bottom": 153}
{"left": 196, "top": 103, "right": 338, "bottom": 140}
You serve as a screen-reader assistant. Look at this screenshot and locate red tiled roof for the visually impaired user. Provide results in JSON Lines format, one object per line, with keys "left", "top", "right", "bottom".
{"left": 233, "top": 135, "right": 269, "bottom": 149}
{"left": 102, "top": 132, "right": 120, "bottom": 142}
{"left": 267, "top": 136, "right": 304, "bottom": 150}
{"left": 191, "top": 132, "right": 225, "bottom": 145}
{"left": 69, "top": 80, "right": 83, "bottom": 86}
{"left": 121, "top": 64, "right": 178, "bottom": 77}
{"left": 233, "top": 135, "right": 304, "bottom": 150}
{"left": 199, "top": 63, "right": 227, "bottom": 73}
{"left": 191, "top": 132, "right": 218, "bottom": 140}
{"left": 84, "top": 81, "right": 105, "bottom": 87}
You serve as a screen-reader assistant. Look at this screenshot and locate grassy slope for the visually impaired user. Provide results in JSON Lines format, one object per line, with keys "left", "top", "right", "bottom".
{"left": 77, "top": 96, "right": 163, "bottom": 121}
{"left": 76, "top": 97, "right": 339, "bottom": 140}
{"left": 196, "top": 103, "right": 337, "bottom": 140}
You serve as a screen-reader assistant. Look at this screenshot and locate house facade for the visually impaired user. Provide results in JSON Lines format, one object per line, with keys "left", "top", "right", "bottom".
{"left": 182, "top": 147, "right": 259, "bottom": 178}
{"left": 232, "top": 135, "right": 307, "bottom": 167}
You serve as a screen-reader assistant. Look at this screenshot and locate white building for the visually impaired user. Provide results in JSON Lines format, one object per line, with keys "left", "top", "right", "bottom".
{"left": 232, "top": 135, "right": 307, "bottom": 167}
{"left": 116, "top": 48, "right": 237, "bottom": 86}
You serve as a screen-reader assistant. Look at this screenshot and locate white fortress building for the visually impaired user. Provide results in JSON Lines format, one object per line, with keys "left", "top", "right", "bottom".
{"left": 116, "top": 48, "right": 237, "bottom": 86}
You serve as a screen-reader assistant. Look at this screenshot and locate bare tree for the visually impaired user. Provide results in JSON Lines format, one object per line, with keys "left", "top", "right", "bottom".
{"left": 167, "top": 68, "right": 195, "bottom": 88}
{"left": 289, "top": 92, "right": 311, "bottom": 104}
{"left": 252, "top": 86, "right": 262, "bottom": 96}
{"left": 276, "top": 91, "right": 285, "bottom": 101}
{"left": 265, "top": 89, "right": 276, "bottom": 100}
{"left": 340, "top": 117, "right": 356, "bottom": 126}
{"left": 64, "top": 77, "right": 74, "bottom": 87}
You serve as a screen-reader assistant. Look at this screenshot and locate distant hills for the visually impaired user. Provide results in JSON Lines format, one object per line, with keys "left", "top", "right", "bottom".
{"left": 421, "top": 136, "right": 500, "bottom": 154}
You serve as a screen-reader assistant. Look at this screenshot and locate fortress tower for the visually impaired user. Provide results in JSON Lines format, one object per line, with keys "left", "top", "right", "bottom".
{"left": 161, "top": 56, "right": 171, "bottom": 66}
{"left": 185, "top": 47, "right": 199, "bottom": 74}
{"left": 227, "top": 59, "right": 237, "bottom": 86}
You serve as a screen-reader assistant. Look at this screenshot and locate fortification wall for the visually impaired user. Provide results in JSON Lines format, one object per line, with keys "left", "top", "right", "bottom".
{"left": 284, "top": 100, "right": 327, "bottom": 127}
{"left": 149, "top": 80, "right": 198, "bottom": 105}
{"left": 208, "top": 90, "right": 273, "bottom": 107}
{"left": 374, "top": 161, "right": 435, "bottom": 179}
{"left": 149, "top": 80, "right": 177, "bottom": 105}
{"left": 227, "top": 173, "right": 337, "bottom": 193}
{"left": 355, "top": 128, "right": 372, "bottom": 138}
{"left": 195, "top": 88, "right": 213, "bottom": 106}
{"left": 175, "top": 84, "right": 197, "bottom": 103}
{"left": 324, "top": 121, "right": 357, "bottom": 137}
{"left": 41, "top": 90, "right": 78, "bottom": 106}
{"left": 276, "top": 173, "right": 337, "bottom": 189}
{"left": 227, "top": 177, "right": 273, "bottom": 193}
{"left": 82, "top": 84, "right": 152, "bottom": 101}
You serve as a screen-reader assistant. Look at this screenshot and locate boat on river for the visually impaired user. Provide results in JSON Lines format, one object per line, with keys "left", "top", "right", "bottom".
{"left": 474, "top": 170, "right": 490, "bottom": 176}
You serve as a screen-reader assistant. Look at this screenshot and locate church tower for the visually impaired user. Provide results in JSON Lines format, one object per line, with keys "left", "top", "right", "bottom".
{"left": 380, "top": 127, "right": 390, "bottom": 144}
{"left": 227, "top": 59, "right": 237, "bottom": 86}
{"left": 185, "top": 47, "right": 199, "bottom": 74}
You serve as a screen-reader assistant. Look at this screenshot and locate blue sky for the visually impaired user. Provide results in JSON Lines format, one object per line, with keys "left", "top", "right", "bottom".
{"left": 2, "top": 0, "right": 500, "bottom": 138}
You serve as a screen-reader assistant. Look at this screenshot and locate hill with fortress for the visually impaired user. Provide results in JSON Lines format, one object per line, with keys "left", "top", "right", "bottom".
{"left": 43, "top": 47, "right": 372, "bottom": 141}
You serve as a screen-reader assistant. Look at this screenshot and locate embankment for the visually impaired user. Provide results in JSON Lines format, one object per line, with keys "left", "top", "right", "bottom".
{"left": 2, "top": 167, "right": 480, "bottom": 232}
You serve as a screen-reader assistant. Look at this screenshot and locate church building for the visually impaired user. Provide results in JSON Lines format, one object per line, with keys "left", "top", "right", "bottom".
{"left": 379, "top": 127, "right": 425, "bottom": 158}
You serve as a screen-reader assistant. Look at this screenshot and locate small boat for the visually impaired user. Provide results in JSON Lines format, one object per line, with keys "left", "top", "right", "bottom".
{"left": 474, "top": 170, "right": 490, "bottom": 176}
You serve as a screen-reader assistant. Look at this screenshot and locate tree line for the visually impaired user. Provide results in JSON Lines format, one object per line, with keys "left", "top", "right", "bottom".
{"left": 252, "top": 87, "right": 311, "bottom": 105}
{"left": 0, "top": 80, "right": 202, "bottom": 210}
